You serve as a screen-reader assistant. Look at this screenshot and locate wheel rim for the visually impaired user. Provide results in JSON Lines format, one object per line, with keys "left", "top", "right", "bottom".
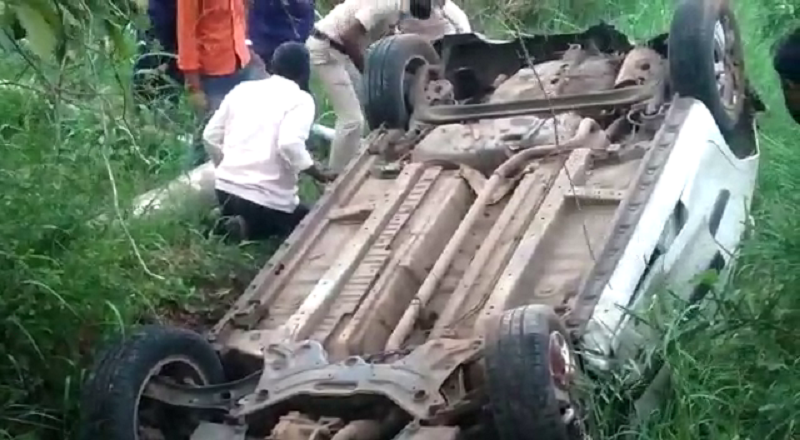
{"left": 402, "top": 56, "right": 430, "bottom": 115}
{"left": 134, "top": 356, "right": 211, "bottom": 440}
{"left": 549, "top": 331, "right": 586, "bottom": 438}
{"left": 549, "top": 331, "right": 575, "bottom": 390}
{"left": 712, "top": 15, "right": 743, "bottom": 119}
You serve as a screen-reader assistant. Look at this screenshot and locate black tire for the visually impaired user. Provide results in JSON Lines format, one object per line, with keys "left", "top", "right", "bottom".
{"left": 79, "top": 325, "right": 225, "bottom": 440}
{"left": 486, "top": 305, "right": 579, "bottom": 440}
{"left": 363, "top": 34, "right": 440, "bottom": 130}
{"left": 668, "top": 0, "right": 745, "bottom": 137}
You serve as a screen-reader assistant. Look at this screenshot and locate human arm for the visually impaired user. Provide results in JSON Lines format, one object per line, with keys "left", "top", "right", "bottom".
{"left": 177, "top": 0, "right": 202, "bottom": 92}
{"left": 341, "top": 2, "right": 402, "bottom": 72}
{"left": 278, "top": 95, "right": 337, "bottom": 183}
{"left": 442, "top": 1, "right": 471, "bottom": 33}
{"left": 338, "top": 23, "right": 368, "bottom": 72}
{"left": 202, "top": 94, "right": 233, "bottom": 166}
{"left": 304, "top": 163, "right": 338, "bottom": 183}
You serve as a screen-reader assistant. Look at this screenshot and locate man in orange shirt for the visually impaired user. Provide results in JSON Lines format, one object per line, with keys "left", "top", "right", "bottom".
{"left": 177, "top": 0, "right": 266, "bottom": 165}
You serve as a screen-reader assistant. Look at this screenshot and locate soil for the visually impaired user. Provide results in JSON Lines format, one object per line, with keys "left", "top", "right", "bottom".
{"left": 156, "top": 268, "right": 254, "bottom": 333}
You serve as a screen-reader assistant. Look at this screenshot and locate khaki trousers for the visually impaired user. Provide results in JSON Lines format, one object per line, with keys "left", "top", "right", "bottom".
{"left": 306, "top": 36, "right": 364, "bottom": 173}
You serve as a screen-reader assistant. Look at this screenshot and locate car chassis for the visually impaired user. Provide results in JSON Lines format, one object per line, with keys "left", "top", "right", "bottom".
{"left": 80, "top": 1, "right": 763, "bottom": 440}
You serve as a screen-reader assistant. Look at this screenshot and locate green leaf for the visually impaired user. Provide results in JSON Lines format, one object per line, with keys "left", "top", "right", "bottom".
{"left": 12, "top": 3, "right": 58, "bottom": 59}
{"left": 104, "top": 19, "right": 131, "bottom": 60}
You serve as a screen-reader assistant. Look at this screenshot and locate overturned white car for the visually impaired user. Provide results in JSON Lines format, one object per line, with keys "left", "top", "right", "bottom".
{"left": 80, "top": 0, "right": 762, "bottom": 439}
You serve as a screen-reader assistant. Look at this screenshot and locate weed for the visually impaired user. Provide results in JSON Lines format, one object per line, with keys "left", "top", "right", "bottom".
{"left": 0, "top": 19, "right": 269, "bottom": 440}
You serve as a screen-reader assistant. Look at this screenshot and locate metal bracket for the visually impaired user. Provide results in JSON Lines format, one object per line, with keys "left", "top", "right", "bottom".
{"left": 232, "top": 338, "right": 484, "bottom": 420}
{"left": 143, "top": 371, "right": 260, "bottom": 410}
{"left": 414, "top": 83, "right": 657, "bottom": 125}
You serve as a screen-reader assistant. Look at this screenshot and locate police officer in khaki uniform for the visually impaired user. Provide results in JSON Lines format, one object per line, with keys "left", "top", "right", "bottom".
{"left": 396, "top": 0, "right": 471, "bottom": 41}
{"left": 307, "top": 0, "right": 435, "bottom": 172}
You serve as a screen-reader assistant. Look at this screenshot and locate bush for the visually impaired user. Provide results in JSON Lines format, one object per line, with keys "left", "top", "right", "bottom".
{"left": 0, "top": 26, "right": 266, "bottom": 439}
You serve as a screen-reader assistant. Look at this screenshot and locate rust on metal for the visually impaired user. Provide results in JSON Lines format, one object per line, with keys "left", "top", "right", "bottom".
{"left": 207, "top": 40, "right": 675, "bottom": 400}
{"left": 414, "top": 83, "right": 658, "bottom": 124}
{"left": 155, "top": 34, "right": 734, "bottom": 440}
{"left": 232, "top": 338, "right": 483, "bottom": 420}
{"left": 328, "top": 203, "right": 377, "bottom": 222}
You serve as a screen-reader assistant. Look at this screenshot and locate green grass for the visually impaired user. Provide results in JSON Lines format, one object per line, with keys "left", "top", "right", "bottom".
{"left": 0, "top": 0, "right": 798, "bottom": 439}
{"left": 0, "top": 29, "right": 273, "bottom": 439}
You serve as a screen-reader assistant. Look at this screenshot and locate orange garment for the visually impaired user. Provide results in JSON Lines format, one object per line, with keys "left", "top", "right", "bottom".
{"left": 177, "top": 0, "right": 251, "bottom": 76}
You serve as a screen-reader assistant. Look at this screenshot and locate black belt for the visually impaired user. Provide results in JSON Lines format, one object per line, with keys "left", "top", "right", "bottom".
{"left": 312, "top": 28, "right": 348, "bottom": 55}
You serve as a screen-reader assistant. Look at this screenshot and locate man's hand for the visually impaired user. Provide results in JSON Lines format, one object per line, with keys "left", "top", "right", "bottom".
{"left": 188, "top": 89, "right": 208, "bottom": 112}
{"left": 250, "top": 48, "right": 269, "bottom": 74}
{"left": 184, "top": 70, "right": 206, "bottom": 111}
{"left": 340, "top": 25, "right": 367, "bottom": 73}
{"left": 320, "top": 170, "right": 339, "bottom": 183}
{"left": 304, "top": 165, "right": 338, "bottom": 184}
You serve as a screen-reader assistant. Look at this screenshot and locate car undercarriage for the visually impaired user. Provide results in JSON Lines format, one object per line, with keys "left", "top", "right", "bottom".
{"left": 79, "top": 1, "right": 763, "bottom": 439}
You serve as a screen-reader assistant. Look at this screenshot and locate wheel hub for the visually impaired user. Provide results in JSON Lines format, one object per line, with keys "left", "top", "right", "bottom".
{"left": 135, "top": 357, "right": 209, "bottom": 440}
{"left": 713, "top": 18, "right": 740, "bottom": 114}
{"left": 549, "top": 332, "right": 587, "bottom": 439}
{"left": 548, "top": 331, "right": 575, "bottom": 389}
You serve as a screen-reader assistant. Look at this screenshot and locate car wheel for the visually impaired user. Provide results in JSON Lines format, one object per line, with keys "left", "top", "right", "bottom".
{"left": 486, "top": 305, "right": 585, "bottom": 440}
{"left": 668, "top": 0, "right": 746, "bottom": 138}
{"left": 79, "top": 325, "right": 225, "bottom": 440}
{"left": 363, "top": 34, "right": 440, "bottom": 130}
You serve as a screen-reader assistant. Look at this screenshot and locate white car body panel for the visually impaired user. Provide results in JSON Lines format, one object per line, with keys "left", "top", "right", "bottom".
{"left": 582, "top": 101, "right": 759, "bottom": 368}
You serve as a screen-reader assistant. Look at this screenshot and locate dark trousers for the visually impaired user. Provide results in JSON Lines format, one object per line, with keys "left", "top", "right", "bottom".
{"left": 215, "top": 190, "right": 309, "bottom": 240}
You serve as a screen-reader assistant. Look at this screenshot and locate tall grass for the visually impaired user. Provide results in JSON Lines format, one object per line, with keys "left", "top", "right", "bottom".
{"left": 0, "top": 0, "right": 798, "bottom": 438}
{"left": 0, "top": 24, "right": 268, "bottom": 440}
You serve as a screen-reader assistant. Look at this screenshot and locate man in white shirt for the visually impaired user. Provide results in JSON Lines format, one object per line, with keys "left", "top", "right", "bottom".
{"left": 307, "top": 0, "right": 435, "bottom": 173}
{"left": 396, "top": 0, "right": 471, "bottom": 41}
{"left": 203, "top": 42, "right": 336, "bottom": 241}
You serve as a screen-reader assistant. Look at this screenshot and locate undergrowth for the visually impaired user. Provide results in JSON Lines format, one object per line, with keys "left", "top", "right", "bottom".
{"left": 0, "top": 24, "right": 269, "bottom": 440}
{"left": 0, "top": 0, "right": 798, "bottom": 439}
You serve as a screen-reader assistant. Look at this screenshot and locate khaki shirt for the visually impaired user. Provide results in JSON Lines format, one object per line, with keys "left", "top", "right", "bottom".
{"left": 316, "top": 0, "right": 406, "bottom": 44}
{"left": 396, "top": 1, "right": 471, "bottom": 41}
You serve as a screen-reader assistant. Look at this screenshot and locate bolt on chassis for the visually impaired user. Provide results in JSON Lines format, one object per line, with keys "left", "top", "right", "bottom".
{"left": 80, "top": 0, "right": 763, "bottom": 439}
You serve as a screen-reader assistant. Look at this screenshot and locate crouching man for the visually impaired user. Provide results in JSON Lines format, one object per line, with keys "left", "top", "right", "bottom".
{"left": 203, "top": 42, "right": 337, "bottom": 242}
